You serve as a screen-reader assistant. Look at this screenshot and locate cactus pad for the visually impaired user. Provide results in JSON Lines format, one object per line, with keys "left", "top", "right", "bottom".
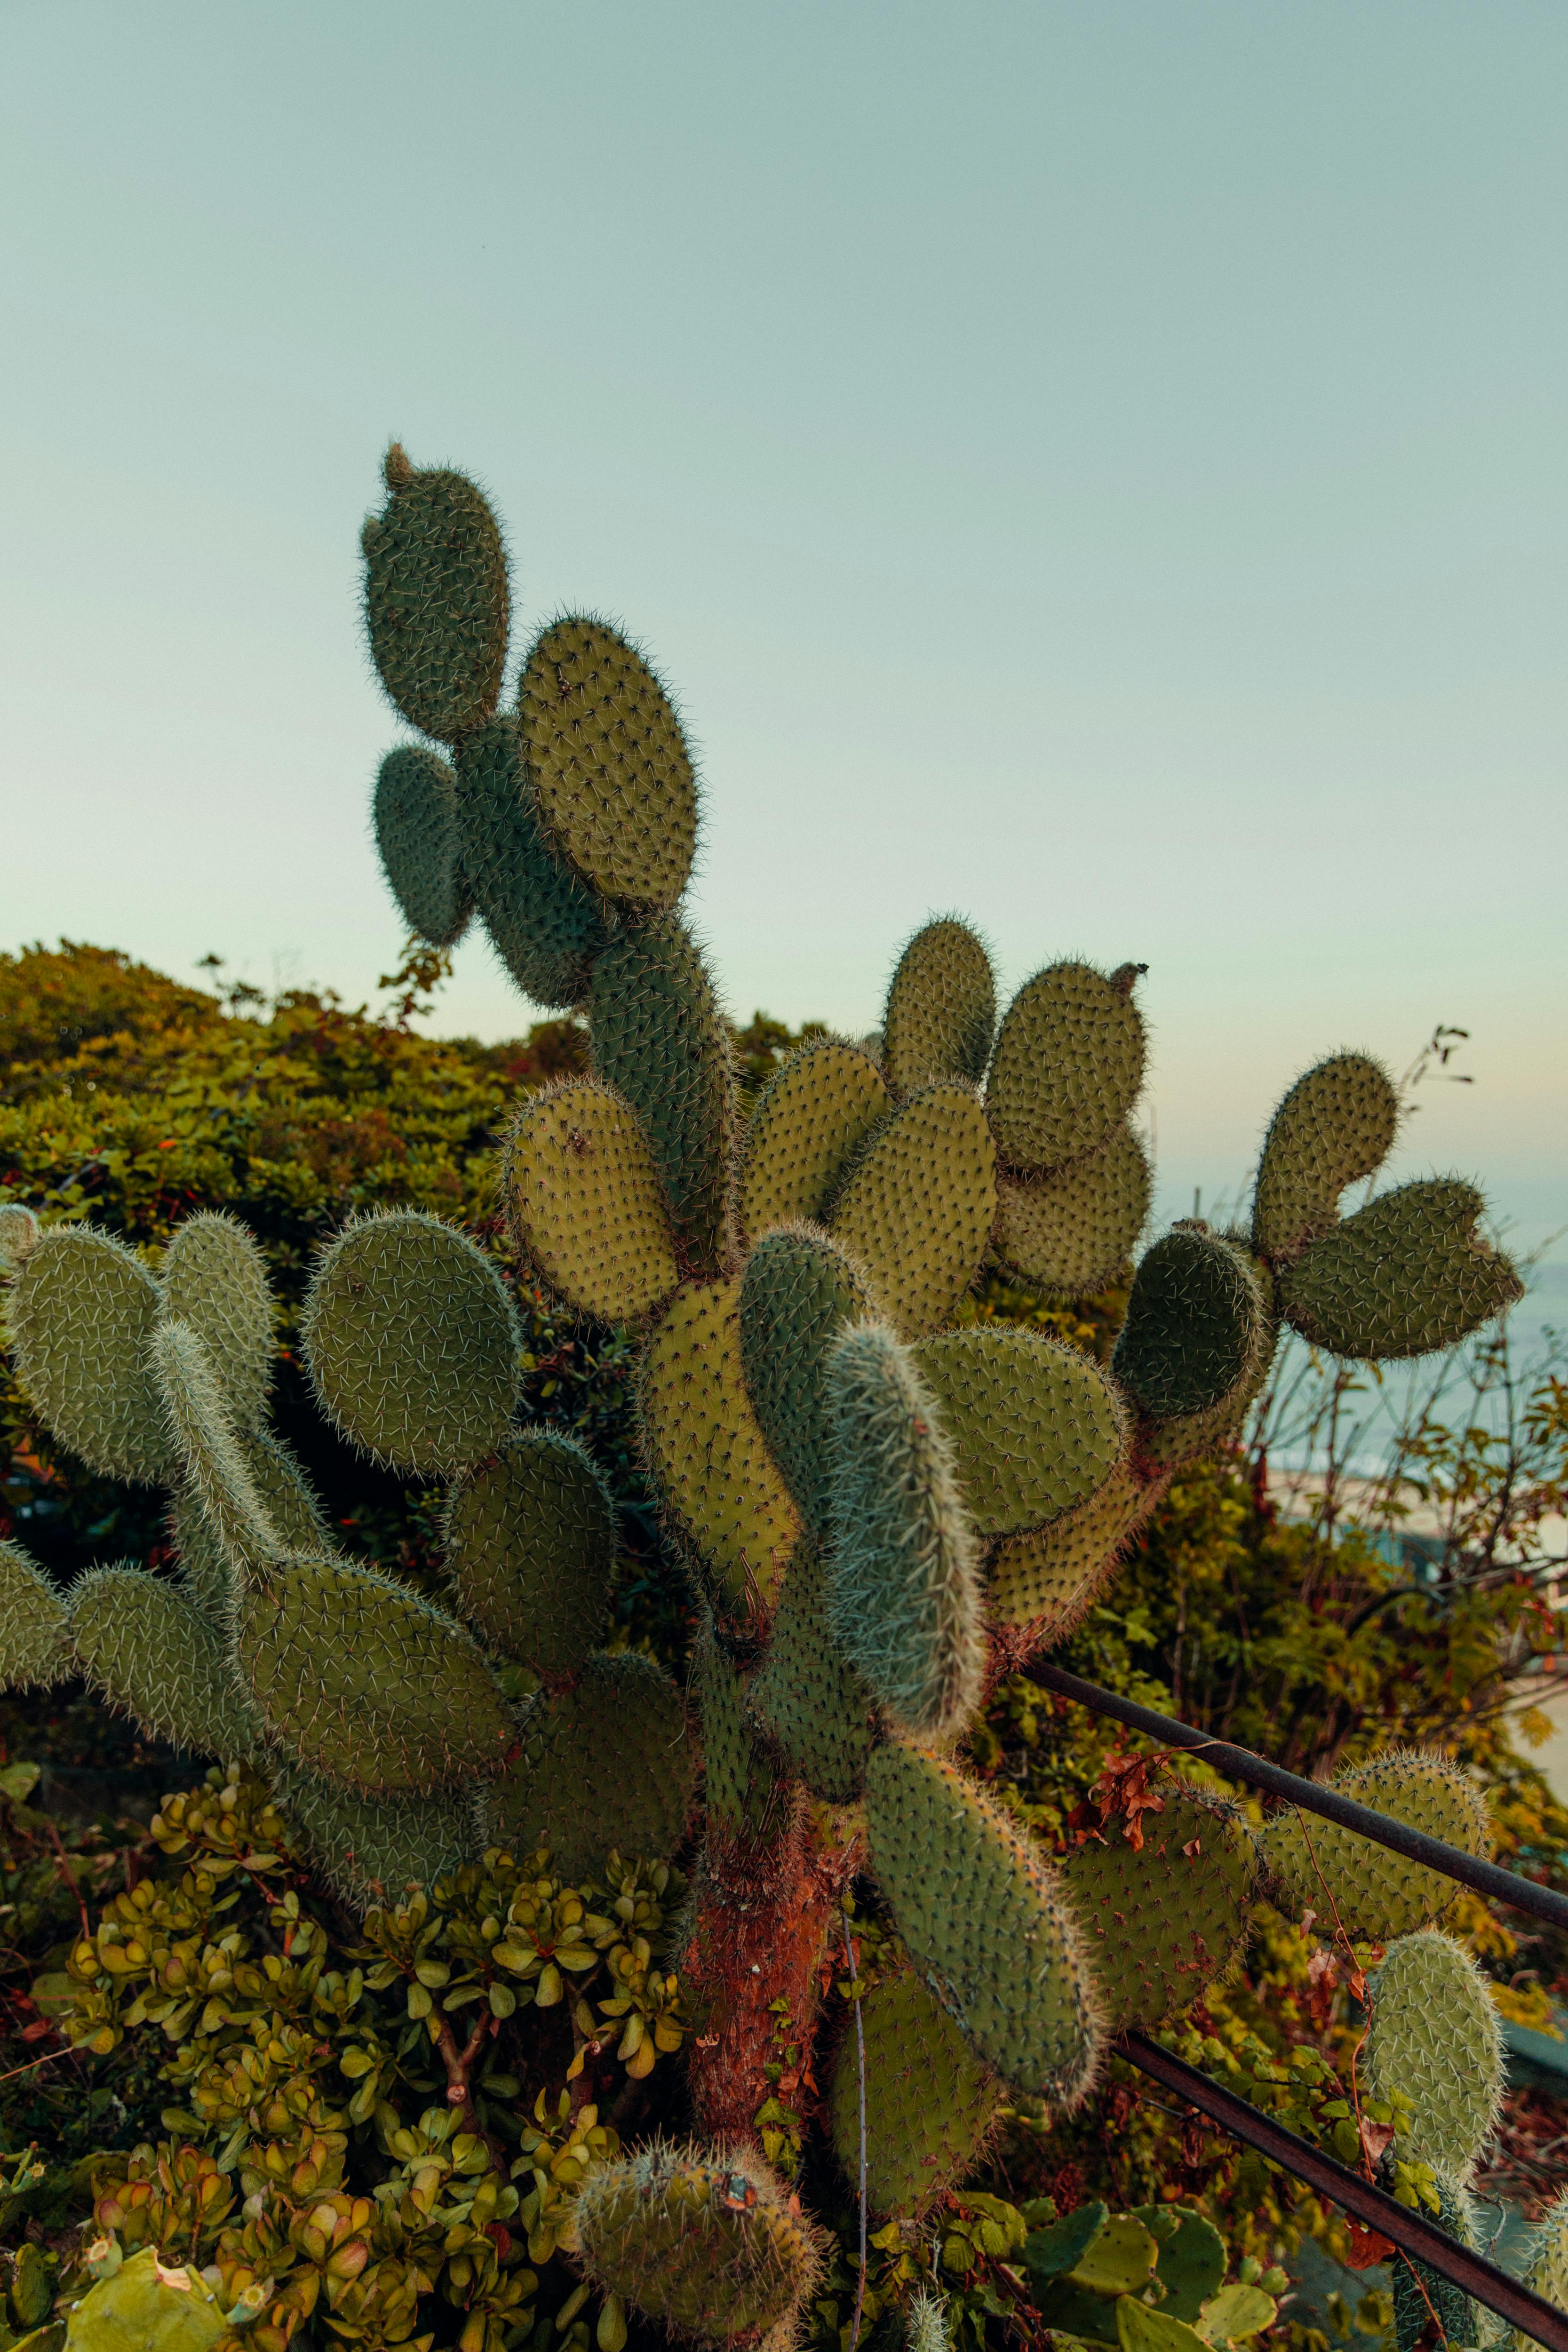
{"left": 1279, "top": 1179, "right": 1523, "bottom": 1359}
{"left": 0, "top": 1540, "right": 72, "bottom": 1690}
{"left": 275, "top": 1765, "right": 476, "bottom": 1906}
{"left": 236, "top": 1557, "right": 515, "bottom": 1794}
{"left": 987, "top": 1462, "right": 1151, "bottom": 1636}
{"left": 829, "top": 1082, "right": 997, "bottom": 1338}
{"left": 444, "top": 1430, "right": 615, "bottom": 1680}
{"left": 0, "top": 1203, "right": 39, "bottom": 1267}
{"left": 1251, "top": 1053, "right": 1399, "bottom": 1264}
{"left": 70, "top": 1568, "right": 262, "bottom": 1762}
{"left": 825, "top": 1323, "right": 983, "bottom": 1740}
{"left": 361, "top": 446, "right": 509, "bottom": 745}
{"left": 748, "top": 1541, "right": 877, "bottom": 1803}
{"left": 507, "top": 1082, "right": 681, "bottom": 1325}
{"left": 739, "top": 1038, "right": 891, "bottom": 1244}
{"left": 992, "top": 1121, "right": 1149, "bottom": 1299}
{"left": 1515, "top": 2195, "right": 1568, "bottom": 2352}
{"left": 517, "top": 617, "right": 697, "bottom": 912}
{"left": 487, "top": 1650, "right": 694, "bottom": 1877}
{"left": 1261, "top": 1748, "right": 1490, "bottom": 1939}
{"left": 161, "top": 1210, "right": 274, "bottom": 1432}
{"left": 693, "top": 1619, "right": 784, "bottom": 1843}
{"left": 172, "top": 1425, "right": 331, "bottom": 1625}
{"left": 589, "top": 917, "right": 733, "bottom": 1273}
{"left": 6, "top": 1225, "right": 172, "bottom": 1482}
{"left": 1391, "top": 2175, "right": 1481, "bottom": 2352}
{"left": 914, "top": 1326, "right": 1129, "bottom": 1538}
{"left": 1061, "top": 1781, "right": 1258, "bottom": 2030}
{"left": 828, "top": 1965, "right": 1000, "bottom": 2217}
{"left": 739, "top": 1225, "right": 871, "bottom": 1536}
{"left": 302, "top": 1210, "right": 520, "bottom": 1472}
{"left": 882, "top": 919, "right": 997, "bottom": 1097}
{"left": 454, "top": 717, "right": 610, "bottom": 1009}
{"left": 985, "top": 961, "right": 1145, "bottom": 1174}
{"left": 637, "top": 1279, "right": 799, "bottom": 1613}
{"left": 1364, "top": 1931, "right": 1504, "bottom": 2173}
{"left": 865, "top": 1740, "right": 1102, "bottom": 2096}
{"left": 374, "top": 744, "right": 471, "bottom": 948}
{"left": 1113, "top": 1229, "right": 1272, "bottom": 1422}
{"left": 573, "top": 2140, "right": 823, "bottom": 2345}
{"left": 153, "top": 1319, "right": 285, "bottom": 1586}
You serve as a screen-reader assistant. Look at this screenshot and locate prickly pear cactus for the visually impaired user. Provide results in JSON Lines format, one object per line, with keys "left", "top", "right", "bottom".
{"left": 0, "top": 444, "right": 1527, "bottom": 2352}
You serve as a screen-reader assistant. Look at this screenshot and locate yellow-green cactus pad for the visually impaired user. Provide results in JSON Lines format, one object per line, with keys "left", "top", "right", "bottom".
{"left": 63, "top": 2245, "right": 226, "bottom": 2352}
{"left": 637, "top": 1278, "right": 799, "bottom": 1613}
{"left": 161, "top": 1210, "right": 273, "bottom": 1433}
{"left": 738, "top": 1038, "right": 891, "bottom": 1246}
{"left": 1062, "top": 1782, "right": 1258, "bottom": 2030}
{"left": 507, "top": 1081, "right": 681, "bottom": 1325}
{"left": 1279, "top": 1180, "right": 1523, "bottom": 1360}
{"left": 914, "top": 1326, "right": 1128, "bottom": 1538}
{"left": 172, "top": 1424, "right": 330, "bottom": 1628}
{"left": 829, "top": 1083, "right": 996, "bottom": 1338}
{"left": 454, "top": 717, "right": 610, "bottom": 1010}
{"left": 486, "top": 1650, "right": 694, "bottom": 1879}
{"left": 444, "top": 1430, "right": 616, "bottom": 1680}
{"left": 518, "top": 616, "right": 698, "bottom": 914}
{"left": 70, "top": 1568, "right": 263, "bottom": 1763}
{"left": 374, "top": 743, "right": 472, "bottom": 949}
{"left": 1512, "top": 2193, "right": 1568, "bottom": 2352}
{"left": 0, "top": 1540, "right": 73, "bottom": 1692}
{"left": 987, "top": 1462, "right": 1152, "bottom": 1637}
{"left": 1364, "top": 1930, "right": 1504, "bottom": 2173}
{"left": 6, "top": 1226, "right": 173, "bottom": 1483}
{"left": 588, "top": 916, "right": 733, "bottom": 1274}
{"left": 748, "top": 1540, "right": 878, "bottom": 1804}
{"left": 1251, "top": 1052, "right": 1399, "bottom": 1265}
{"left": 882, "top": 919, "right": 997, "bottom": 1098}
{"left": 236, "top": 1557, "right": 515, "bottom": 1796}
{"left": 1261, "top": 1748, "right": 1491, "bottom": 1940}
{"left": 739, "top": 1225, "right": 872, "bottom": 1537}
{"left": 865, "top": 1740, "right": 1102, "bottom": 2097}
{"left": 828, "top": 1965, "right": 1001, "bottom": 2217}
{"left": 985, "top": 961, "right": 1146, "bottom": 1175}
{"left": 152, "top": 1320, "right": 286, "bottom": 1591}
{"left": 573, "top": 2141, "right": 823, "bottom": 2346}
{"left": 1114, "top": 1229, "right": 1273, "bottom": 1422}
{"left": 693, "top": 1617, "right": 784, "bottom": 1843}
{"left": 993, "top": 1122, "right": 1150, "bottom": 1299}
{"left": 274, "top": 1764, "right": 476, "bottom": 1907}
{"left": 302, "top": 1210, "right": 519, "bottom": 1473}
{"left": 361, "top": 445, "right": 509, "bottom": 745}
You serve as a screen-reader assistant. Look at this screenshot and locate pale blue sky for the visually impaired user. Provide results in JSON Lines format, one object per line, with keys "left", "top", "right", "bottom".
{"left": 2, "top": 2, "right": 1564, "bottom": 1271}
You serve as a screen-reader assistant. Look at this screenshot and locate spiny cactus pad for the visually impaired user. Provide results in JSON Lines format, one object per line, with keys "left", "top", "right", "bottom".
{"left": 1514, "top": 2194, "right": 1568, "bottom": 2352}
{"left": 1061, "top": 1782, "right": 1258, "bottom": 2030}
{"left": 5, "top": 1225, "right": 172, "bottom": 1482}
{"left": 865, "top": 1740, "right": 1102, "bottom": 2096}
{"left": 507, "top": 1081, "right": 681, "bottom": 1325}
{"left": 828, "top": 1965, "right": 1000, "bottom": 2217}
{"left": 1364, "top": 1930, "right": 1504, "bottom": 2176}
{"left": 1279, "top": 1179, "right": 1522, "bottom": 1360}
{"left": 747, "top": 1541, "right": 877, "bottom": 1804}
{"left": 914, "top": 1326, "right": 1128, "bottom": 1538}
{"left": 987, "top": 1462, "right": 1151, "bottom": 1635}
{"left": 160, "top": 1210, "right": 274, "bottom": 1433}
{"left": 488, "top": 1651, "right": 694, "bottom": 1878}
{"left": 1391, "top": 2175, "right": 1481, "bottom": 2352}
{"left": 518, "top": 617, "right": 697, "bottom": 913}
{"left": 70, "top": 1568, "right": 263, "bottom": 1762}
{"left": 992, "top": 1120, "right": 1150, "bottom": 1299}
{"left": 881, "top": 919, "right": 997, "bottom": 1098}
{"left": 825, "top": 1323, "right": 983, "bottom": 1740}
{"left": 739, "top": 1038, "right": 891, "bottom": 1244}
{"left": 1261, "top": 1749, "right": 1491, "bottom": 1940}
{"left": 274, "top": 1764, "right": 476, "bottom": 1907}
{"left": 1251, "top": 1053, "right": 1400, "bottom": 1265}
{"left": 172, "top": 1424, "right": 330, "bottom": 1625}
{"left": 829, "top": 1083, "right": 997, "bottom": 1339}
{"left": 444, "top": 1431, "right": 615, "bottom": 1680}
{"left": 0, "top": 1540, "right": 73, "bottom": 1690}
{"left": 1113, "top": 1230, "right": 1272, "bottom": 1423}
{"left": 236, "top": 1558, "right": 515, "bottom": 1795}
{"left": 739, "top": 1225, "right": 871, "bottom": 1537}
{"left": 985, "top": 961, "right": 1145, "bottom": 1174}
{"left": 637, "top": 1278, "right": 799, "bottom": 1613}
{"left": 361, "top": 446, "right": 509, "bottom": 745}
{"left": 153, "top": 1319, "right": 285, "bottom": 1586}
{"left": 454, "top": 716, "right": 611, "bottom": 1009}
{"left": 374, "top": 743, "right": 471, "bottom": 948}
{"left": 693, "top": 1621, "right": 783, "bottom": 1843}
{"left": 302, "top": 1210, "right": 520, "bottom": 1472}
{"left": 573, "top": 2140, "right": 823, "bottom": 2344}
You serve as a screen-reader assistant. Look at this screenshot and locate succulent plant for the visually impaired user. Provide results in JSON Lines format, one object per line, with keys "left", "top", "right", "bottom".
{"left": 0, "top": 443, "right": 1528, "bottom": 2350}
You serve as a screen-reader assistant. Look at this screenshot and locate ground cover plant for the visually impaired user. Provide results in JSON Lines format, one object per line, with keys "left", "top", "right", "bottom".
{"left": 0, "top": 447, "right": 1563, "bottom": 2352}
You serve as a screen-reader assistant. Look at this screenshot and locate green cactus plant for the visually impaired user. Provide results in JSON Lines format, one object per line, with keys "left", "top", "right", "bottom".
{"left": 1363, "top": 1930, "right": 1506, "bottom": 2177}
{"left": 0, "top": 441, "right": 1528, "bottom": 2352}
